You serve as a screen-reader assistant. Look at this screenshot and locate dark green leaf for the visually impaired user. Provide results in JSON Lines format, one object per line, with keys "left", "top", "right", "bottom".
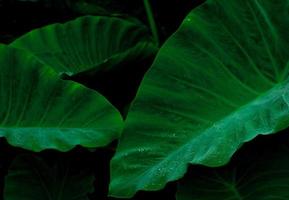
{"left": 4, "top": 155, "right": 94, "bottom": 200}
{"left": 109, "top": 0, "right": 289, "bottom": 197}
{"left": 177, "top": 138, "right": 289, "bottom": 200}
{"left": 10, "top": 15, "right": 157, "bottom": 75}
{"left": 0, "top": 44, "right": 123, "bottom": 151}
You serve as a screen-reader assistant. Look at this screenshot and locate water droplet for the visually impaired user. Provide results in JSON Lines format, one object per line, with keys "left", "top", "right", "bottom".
{"left": 122, "top": 152, "right": 129, "bottom": 157}
{"left": 138, "top": 148, "right": 146, "bottom": 153}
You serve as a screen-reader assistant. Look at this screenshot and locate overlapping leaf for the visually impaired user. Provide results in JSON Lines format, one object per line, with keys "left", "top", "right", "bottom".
{"left": 0, "top": 44, "right": 123, "bottom": 151}
{"left": 10, "top": 15, "right": 157, "bottom": 75}
{"left": 109, "top": 0, "right": 289, "bottom": 197}
{"left": 177, "top": 138, "right": 289, "bottom": 200}
{"left": 5, "top": 155, "right": 94, "bottom": 200}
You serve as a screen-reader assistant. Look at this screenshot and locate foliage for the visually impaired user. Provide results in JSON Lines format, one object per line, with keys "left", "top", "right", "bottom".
{"left": 1, "top": 0, "right": 289, "bottom": 199}
{"left": 110, "top": 0, "right": 289, "bottom": 197}
{"left": 0, "top": 44, "right": 123, "bottom": 152}
{"left": 176, "top": 141, "right": 289, "bottom": 200}
{"left": 11, "top": 15, "right": 156, "bottom": 75}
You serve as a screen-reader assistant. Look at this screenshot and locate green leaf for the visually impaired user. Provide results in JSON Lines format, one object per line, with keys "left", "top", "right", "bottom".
{"left": 109, "top": 0, "right": 289, "bottom": 197}
{"left": 4, "top": 155, "right": 94, "bottom": 200}
{"left": 176, "top": 137, "right": 289, "bottom": 200}
{"left": 0, "top": 44, "right": 123, "bottom": 151}
{"left": 10, "top": 15, "right": 157, "bottom": 75}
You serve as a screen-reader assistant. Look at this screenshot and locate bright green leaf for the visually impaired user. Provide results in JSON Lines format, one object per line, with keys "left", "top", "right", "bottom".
{"left": 4, "top": 155, "right": 94, "bottom": 200}
{"left": 109, "top": 0, "right": 289, "bottom": 197}
{"left": 0, "top": 44, "right": 123, "bottom": 151}
{"left": 10, "top": 15, "right": 157, "bottom": 75}
{"left": 177, "top": 138, "right": 289, "bottom": 200}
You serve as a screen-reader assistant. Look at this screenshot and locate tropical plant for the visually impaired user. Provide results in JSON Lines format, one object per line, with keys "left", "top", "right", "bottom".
{"left": 1, "top": 0, "right": 289, "bottom": 199}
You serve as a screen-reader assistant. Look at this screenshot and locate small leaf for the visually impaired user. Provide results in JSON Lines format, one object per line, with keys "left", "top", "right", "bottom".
{"left": 10, "top": 15, "right": 157, "bottom": 75}
{"left": 109, "top": 0, "right": 289, "bottom": 197}
{"left": 4, "top": 155, "right": 94, "bottom": 200}
{"left": 0, "top": 44, "right": 123, "bottom": 151}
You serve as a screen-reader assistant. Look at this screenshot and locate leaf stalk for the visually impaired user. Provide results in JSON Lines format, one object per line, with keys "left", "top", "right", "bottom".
{"left": 143, "top": 0, "right": 160, "bottom": 46}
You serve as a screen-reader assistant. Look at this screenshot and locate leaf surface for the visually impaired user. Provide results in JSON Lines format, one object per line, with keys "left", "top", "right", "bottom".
{"left": 109, "top": 0, "right": 289, "bottom": 197}
{"left": 10, "top": 15, "right": 156, "bottom": 75}
{"left": 0, "top": 45, "right": 123, "bottom": 151}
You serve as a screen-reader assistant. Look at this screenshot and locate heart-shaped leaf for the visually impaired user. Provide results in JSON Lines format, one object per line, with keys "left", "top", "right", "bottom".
{"left": 109, "top": 0, "right": 289, "bottom": 197}
{"left": 10, "top": 15, "right": 157, "bottom": 75}
{"left": 4, "top": 155, "right": 94, "bottom": 200}
{"left": 177, "top": 136, "right": 289, "bottom": 200}
{"left": 0, "top": 44, "right": 123, "bottom": 151}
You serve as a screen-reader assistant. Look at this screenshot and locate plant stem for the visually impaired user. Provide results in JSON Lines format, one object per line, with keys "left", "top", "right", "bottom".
{"left": 143, "top": 0, "right": 160, "bottom": 46}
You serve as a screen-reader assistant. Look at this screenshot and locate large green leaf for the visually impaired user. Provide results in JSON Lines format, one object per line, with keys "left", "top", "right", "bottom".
{"left": 0, "top": 44, "right": 123, "bottom": 151}
{"left": 4, "top": 155, "right": 94, "bottom": 200}
{"left": 10, "top": 15, "right": 157, "bottom": 75}
{"left": 109, "top": 0, "right": 289, "bottom": 197}
{"left": 177, "top": 136, "right": 289, "bottom": 200}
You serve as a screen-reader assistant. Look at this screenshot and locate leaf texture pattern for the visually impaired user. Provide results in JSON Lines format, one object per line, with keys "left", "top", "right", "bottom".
{"left": 0, "top": 45, "right": 123, "bottom": 151}
{"left": 11, "top": 16, "right": 157, "bottom": 75}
